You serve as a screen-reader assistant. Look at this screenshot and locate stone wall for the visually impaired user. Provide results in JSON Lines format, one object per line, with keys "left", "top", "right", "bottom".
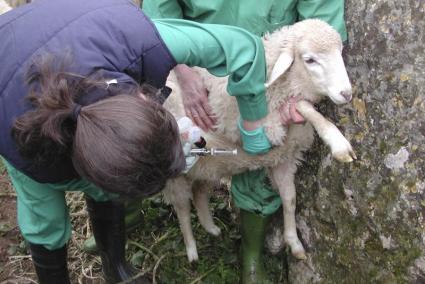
{"left": 277, "top": 1, "right": 425, "bottom": 283}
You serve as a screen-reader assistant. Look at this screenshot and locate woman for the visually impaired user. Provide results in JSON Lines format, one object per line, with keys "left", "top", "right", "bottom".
{"left": 0, "top": 0, "right": 272, "bottom": 282}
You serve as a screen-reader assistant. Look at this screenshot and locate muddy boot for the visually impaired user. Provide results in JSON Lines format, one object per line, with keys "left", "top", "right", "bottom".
{"left": 83, "top": 198, "right": 144, "bottom": 254}
{"left": 240, "top": 210, "right": 272, "bottom": 284}
{"left": 29, "top": 243, "right": 71, "bottom": 284}
{"left": 86, "top": 197, "right": 150, "bottom": 284}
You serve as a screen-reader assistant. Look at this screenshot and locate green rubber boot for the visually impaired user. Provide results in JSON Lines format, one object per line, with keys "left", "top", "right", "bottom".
{"left": 240, "top": 209, "right": 272, "bottom": 284}
{"left": 83, "top": 198, "right": 144, "bottom": 254}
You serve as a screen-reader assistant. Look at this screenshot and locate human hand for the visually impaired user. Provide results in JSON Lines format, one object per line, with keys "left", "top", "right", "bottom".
{"left": 181, "top": 142, "right": 199, "bottom": 173}
{"left": 177, "top": 117, "right": 202, "bottom": 173}
{"left": 175, "top": 65, "right": 217, "bottom": 131}
{"left": 238, "top": 119, "right": 271, "bottom": 155}
{"left": 279, "top": 97, "right": 305, "bottom": 126}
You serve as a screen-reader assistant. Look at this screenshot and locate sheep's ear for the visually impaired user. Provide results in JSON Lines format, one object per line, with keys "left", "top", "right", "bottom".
{"left": 265, "top": 52, "right": 294, "bottom": 88}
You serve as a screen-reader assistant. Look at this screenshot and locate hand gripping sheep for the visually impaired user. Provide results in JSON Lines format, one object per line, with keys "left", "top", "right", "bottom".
{"left": 163, "top": 19, "right": 355, "bottom": 262}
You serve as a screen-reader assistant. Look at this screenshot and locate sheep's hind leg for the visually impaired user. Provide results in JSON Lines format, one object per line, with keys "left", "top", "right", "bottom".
{"left": 192, "top": 181, "right": 221, "bottom": 236}
{"left": 271, "top": 161, "right": 307, "bottom": 260}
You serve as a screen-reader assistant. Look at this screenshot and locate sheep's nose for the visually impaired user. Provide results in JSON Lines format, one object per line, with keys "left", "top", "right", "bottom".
{"left": 340, "top": 91, "right": 352, "bottom": 102}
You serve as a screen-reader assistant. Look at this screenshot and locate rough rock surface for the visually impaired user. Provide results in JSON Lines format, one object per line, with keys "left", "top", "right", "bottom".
{"left": 267, "top": 1, "right": 425, "bottom": 283}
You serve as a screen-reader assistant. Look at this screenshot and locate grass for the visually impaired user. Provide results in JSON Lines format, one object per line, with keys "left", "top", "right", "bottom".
{"left": 0, "top": 158, "right": 286, "bottom": 283}
{"left": 127, "top": 195, "right": 242, "bottom": 283}
{"left": 124, "top": 193, "right": 286, "bottom": 283}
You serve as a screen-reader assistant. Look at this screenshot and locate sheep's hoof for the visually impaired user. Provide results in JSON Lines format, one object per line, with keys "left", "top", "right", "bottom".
{"left": 289, "top": 241, "right": 307, "bottom": 260}
{"left": 334, "top": 152, "right": 353, "bottom": 163}
{"left": 292, "top": 249, "right": 307, "bottom": 260}
{"left": 285, "top": 235, "right": 307, "bottom": 260}
{"left": 187, "top": 246, "right": 199, "bottom": 263}
{"left": 206, "top": 225, "right": 221, "bottom": 236}
{"left": 333, "top": 150, "right": 357, "bottom": 163}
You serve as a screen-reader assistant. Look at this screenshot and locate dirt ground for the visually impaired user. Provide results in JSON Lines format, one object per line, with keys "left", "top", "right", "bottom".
{"left": 0, "top": 165, "right": 37, "bottom": 283}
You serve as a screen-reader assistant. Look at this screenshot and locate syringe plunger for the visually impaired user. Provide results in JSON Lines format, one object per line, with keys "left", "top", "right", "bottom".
{"left": 190, "top": 148, "right": 238, "bottom": 156}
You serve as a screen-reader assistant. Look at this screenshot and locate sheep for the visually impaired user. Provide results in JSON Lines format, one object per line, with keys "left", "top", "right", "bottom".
{"left": 0, "top": 0, "right": 12, "bottom": 14}
{"left": 163, "top": 18, "right": 355, "bottom": 263}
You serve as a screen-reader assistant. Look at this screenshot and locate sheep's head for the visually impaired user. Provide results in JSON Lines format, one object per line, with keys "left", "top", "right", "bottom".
{"left": 265, "top": 19, "right": 352, "bottom": 105}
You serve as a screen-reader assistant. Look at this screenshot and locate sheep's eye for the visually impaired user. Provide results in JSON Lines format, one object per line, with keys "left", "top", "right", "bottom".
{"left": 305, "top": 58, "right": 316, "bottom": 64}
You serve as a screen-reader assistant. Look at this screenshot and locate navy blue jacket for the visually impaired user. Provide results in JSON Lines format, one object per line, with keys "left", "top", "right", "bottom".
{"left": 0, "top": 0, "right": 177, "bottom": 182}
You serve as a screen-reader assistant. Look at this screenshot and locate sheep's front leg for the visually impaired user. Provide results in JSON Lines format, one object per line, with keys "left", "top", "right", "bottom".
{"left": 163, "top": 180, "right": 199, "bottom": 262}
{"left": 192, "top": 181, "right": 221, "bottom": 236}
{"left": 174, "top": 198, "right": 199, "bottom": 262}
{"left": 296, "top": 100, "right": 356, "bottom": 163}
{"left": 271, "top": 161, "right": 307, "bottom": 260}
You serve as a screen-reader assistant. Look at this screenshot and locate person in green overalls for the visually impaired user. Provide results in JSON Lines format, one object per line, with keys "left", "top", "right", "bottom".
{"left": 142, "top": 1, "right": 348, "bottom": 283}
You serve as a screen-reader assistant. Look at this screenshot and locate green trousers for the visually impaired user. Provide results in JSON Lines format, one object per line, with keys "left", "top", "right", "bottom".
{"left": 2, "top": 158, "right": 115, "bottom": 250}
{"left": 231, "top": 169, "right": 281, "bottom": 216}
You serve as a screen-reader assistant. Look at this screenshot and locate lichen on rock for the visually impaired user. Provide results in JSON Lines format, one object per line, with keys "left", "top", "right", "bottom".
{"left": 268, "top": 1, "right": 425, "bottom": 283}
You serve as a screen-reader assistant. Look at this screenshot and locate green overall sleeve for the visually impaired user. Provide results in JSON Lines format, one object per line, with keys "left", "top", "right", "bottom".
{"left": 297, "top": 0, "right": 347, "bottom": 41}
{"left": 142, "top": 0, "right": 183, "bottom": 18}
{"left": 154, "top": 19, "right": 268, "bottom": 121}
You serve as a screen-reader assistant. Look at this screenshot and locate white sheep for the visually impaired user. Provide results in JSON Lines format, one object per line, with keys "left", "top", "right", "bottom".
{"left": 163, "top": 19, "right": 355, "bottom": 262}
{"left": 0, "top": 0, "right": 12, "bottom": 14}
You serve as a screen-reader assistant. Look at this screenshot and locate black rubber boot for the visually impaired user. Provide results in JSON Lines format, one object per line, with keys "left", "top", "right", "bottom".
{"left": 83, "top": 198, "right": 145, "bottom": 254}
{"left": 28, "top": 243, "right": 71, "bottom": 284}
{"left": 85, "top": 197, "right": 150, "bottom": 284}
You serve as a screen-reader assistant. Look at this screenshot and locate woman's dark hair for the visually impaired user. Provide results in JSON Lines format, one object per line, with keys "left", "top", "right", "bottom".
{"left": 12, "top": 54, "right": 185, "bottom": 197}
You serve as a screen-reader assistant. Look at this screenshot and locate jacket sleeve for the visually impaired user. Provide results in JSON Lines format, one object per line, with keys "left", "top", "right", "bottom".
{"left": 297, "top": 0, "right": 347, "bottom": 42}
{"left": 142, "top": 0, "right": 183, "bottom": 19}
{"left": 154, "top": 19, "right": 268, "bottom": 121}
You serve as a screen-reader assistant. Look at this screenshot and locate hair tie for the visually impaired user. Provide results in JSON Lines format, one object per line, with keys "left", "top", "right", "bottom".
{"left": 71, "top": 104, "right": 82, "bottom": 122}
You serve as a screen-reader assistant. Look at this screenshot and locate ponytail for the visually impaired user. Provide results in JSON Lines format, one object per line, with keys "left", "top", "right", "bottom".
{"left": 12, "top": 54, "right": 185, "bottom": 196}
{"left": 12, "top": 54, "right": 85, "bottom": 166}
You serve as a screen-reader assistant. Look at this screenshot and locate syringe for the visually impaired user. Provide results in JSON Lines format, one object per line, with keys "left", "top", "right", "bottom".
{"left": 190, "top": 148, "right": 238, "bottom": 156}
